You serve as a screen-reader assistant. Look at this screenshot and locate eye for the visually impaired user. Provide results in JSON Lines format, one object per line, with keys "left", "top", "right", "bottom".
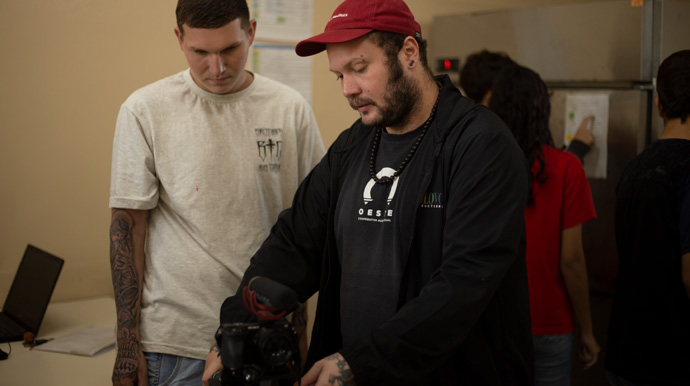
{"left": 222, "top": 45, "right": 239, "bottom": 54}
{"left": 353, "top": 65, "right": 367, "bottom": 74}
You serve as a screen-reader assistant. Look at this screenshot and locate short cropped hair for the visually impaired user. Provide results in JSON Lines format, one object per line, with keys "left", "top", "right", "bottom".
{"left": 367, "top": 31, "right": 434, "bottom": 78}
{"left": 656, "top": 49, "right": 690, "bottom": 123}
{"left": 176, "top": 0, "right": 250, "bottom": 37}
{"left": 459, "top": 50, "right": 516, "bottom": 102}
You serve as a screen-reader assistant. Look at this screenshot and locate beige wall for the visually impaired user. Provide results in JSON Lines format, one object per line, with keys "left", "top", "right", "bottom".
{"left": 0, "top": 0, "right": 187, "bottom": 301}
{"left": 0, "top": 0, "right": 606, "bottom": 301}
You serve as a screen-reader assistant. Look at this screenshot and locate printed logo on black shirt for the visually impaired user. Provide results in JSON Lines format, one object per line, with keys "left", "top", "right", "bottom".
{"left": 420, "top": 192, "right": 444, "bottom": 209}
{"left": 358, "top": 167, "right": 398, "bottom": 223}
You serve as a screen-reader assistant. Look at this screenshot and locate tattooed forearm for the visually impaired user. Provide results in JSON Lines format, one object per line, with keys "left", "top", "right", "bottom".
{"left": 110, "top": 209, "right": 143, "bottom": 380}
{"left": 326, "top": 354, "right": 356, "bottom": 386}
{"left": 112, "top": 329, "right": 140, "bottom": 379}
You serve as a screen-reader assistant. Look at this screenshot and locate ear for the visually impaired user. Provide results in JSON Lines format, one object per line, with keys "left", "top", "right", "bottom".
{"left": 247, "top": 19, "right": 257, "bottom": 46}
{"left": 174, "top": 26, "right": 184, "bottom": 49}
{"left": 655, "top": 95, "right": 664, "bottom": 118}
{"left": 400, "top": 36, "right": 419, "bottom": 68}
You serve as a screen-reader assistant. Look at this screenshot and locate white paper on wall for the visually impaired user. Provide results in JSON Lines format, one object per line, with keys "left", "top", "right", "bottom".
{"left": 251, "top": 0, "right": 313, "bottom": 42}
{"left": 564, "top": 93, "right": 610, "bottom": 179}
{"left": 249, "top": 43, "right": 312, "bottom": 103}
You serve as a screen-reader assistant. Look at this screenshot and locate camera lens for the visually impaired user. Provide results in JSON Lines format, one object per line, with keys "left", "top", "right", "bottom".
{"left": 256, "top": 327, "right": 294, "bottom": 367}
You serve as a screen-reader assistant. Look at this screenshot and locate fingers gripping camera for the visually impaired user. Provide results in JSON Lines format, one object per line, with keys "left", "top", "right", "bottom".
{"left": 211, "top": 277, "right": 303, "bottom": 386}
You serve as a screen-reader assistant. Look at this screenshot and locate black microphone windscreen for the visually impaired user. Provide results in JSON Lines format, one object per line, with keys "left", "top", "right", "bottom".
{"left": 248, "top": 277, "right": 298, "bottom": 312}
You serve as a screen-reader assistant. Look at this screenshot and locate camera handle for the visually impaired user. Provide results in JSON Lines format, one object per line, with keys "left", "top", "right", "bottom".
{"left": 208, "top": 371, "right": 222, "bottom": 386}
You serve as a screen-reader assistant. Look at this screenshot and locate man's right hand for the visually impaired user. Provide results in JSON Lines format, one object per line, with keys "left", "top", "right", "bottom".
{"left": 112, "top": 348, "right": 148, "bottom": 386}
{"left": 301, "top": 352, "right": 355, "bottom": 386}
{"left": 202, "top": 346, "right": 223, "bottom": 386}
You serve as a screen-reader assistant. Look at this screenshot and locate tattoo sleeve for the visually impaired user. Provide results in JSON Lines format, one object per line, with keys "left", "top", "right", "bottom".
{"left": 110, "top": 209, "right": 143, "bottom": 380}
{"left": 326, "top": 354, "right": 356, "bottom": 386}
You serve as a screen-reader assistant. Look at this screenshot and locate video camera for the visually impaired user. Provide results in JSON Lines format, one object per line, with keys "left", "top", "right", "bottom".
{"left": 209, "top": 277, "right": 303, "bottom": 386}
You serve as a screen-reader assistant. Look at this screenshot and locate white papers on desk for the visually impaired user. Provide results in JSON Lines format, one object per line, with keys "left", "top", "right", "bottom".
{"left": 34, "top": 326, "right": 115, "bottom": 357}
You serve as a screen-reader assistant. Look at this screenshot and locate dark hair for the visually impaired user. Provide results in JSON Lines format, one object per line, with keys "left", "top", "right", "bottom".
{"left": 489, "top": 65, "right": 554, "bottom": 205}
{"left": 176, "top": 0, "right": 250, "bottom": 37}
{"left": 460, "top": 50, "right": 516, "bottom": 103}
{"left": 656, "top": 49, "right": 690, "bottom": 124}
{"left": 366, "top": 31, "right": 434, "bottom": 78}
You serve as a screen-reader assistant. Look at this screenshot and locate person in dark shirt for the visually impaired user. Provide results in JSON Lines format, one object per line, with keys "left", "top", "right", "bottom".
{"left": 605, "top": 49, "right": 690, "bottom": 386}
{"left": 202, "top": 0, "right": 534, "bottom": 385}
{"left": 459, "top": 49, "right": 516, "bottom": 107}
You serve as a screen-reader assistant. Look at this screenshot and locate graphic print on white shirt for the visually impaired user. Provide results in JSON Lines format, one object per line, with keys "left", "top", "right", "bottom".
{"left": 255, "top": 128, "right": 282, "bottom": 173}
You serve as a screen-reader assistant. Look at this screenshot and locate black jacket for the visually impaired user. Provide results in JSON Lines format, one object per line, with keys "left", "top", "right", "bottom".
{"left": 221, "top": 75, "right": 533, "bottom": 385}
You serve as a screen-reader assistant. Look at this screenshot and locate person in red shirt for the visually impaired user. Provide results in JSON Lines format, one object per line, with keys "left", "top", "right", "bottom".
{"left": 460, "top": 50, "right": 595, "bottom": 164}
{"left": 489, "top": 64, "right": 600, "bottom": 385}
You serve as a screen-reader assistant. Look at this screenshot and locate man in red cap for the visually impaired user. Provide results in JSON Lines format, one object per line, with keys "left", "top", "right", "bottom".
{"left": 204, "top": 0, "right": 533, "bottom": 384}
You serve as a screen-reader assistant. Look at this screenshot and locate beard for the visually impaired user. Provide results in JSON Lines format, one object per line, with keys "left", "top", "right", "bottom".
{"left": 349, "top": 58, "right": 421, "bottom": 128}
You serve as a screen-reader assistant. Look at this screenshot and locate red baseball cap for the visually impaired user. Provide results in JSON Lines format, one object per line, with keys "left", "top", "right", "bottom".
{"left": 295, "top": 0, "right": 422, "bottom": 57}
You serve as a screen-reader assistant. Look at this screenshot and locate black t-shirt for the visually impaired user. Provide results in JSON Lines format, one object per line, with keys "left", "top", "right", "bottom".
{"left": 606, "top": 138, "right": 690, "bottom": 384}
{"left": 335, "top": 125, "right": 427, "bottom": 350}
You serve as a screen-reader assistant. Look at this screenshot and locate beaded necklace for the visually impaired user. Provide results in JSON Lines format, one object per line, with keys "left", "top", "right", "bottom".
{"left": 369, "top": 87, "right": 440, "bottom": 184}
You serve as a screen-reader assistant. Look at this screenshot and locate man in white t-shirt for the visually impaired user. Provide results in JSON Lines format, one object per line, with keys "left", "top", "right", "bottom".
{"left": 108, "top": 0, "right": 325, "bottom": 385}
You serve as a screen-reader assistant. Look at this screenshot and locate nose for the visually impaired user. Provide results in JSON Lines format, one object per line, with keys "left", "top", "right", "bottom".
{"left": 341, "top": 75, "right": 360, "bottom": 98}
{"left": 208, "top": 54, "right": 226, "bottom": 76}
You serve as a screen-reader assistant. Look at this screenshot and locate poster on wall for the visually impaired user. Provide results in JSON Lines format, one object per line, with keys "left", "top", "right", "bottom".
{"left": 251, "top": 0, "right": 313, "bottom": 42}
{"left": 564, "top": 93, "right": 610, "bottom": 179}
{"left": 250, "top": 43, "right": 312, "bottom": 103}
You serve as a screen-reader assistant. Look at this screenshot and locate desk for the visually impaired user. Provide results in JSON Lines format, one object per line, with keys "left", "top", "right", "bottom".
{"left": 0, "top": 296, "right": 116, "bottom": 385}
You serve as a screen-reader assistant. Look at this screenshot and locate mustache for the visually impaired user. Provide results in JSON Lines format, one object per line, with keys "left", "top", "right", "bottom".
{"left": 348, "top": 97, "right": 375, "bottom": 110}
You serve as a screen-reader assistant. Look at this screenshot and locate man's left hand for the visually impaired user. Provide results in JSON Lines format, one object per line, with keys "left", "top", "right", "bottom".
{"left": 300, "top": 352, "right": 355, "bottom": 386}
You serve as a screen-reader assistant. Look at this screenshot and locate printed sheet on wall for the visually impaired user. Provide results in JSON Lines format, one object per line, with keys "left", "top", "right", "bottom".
{"left": 564, "top": 93, "right": 610, "bottom": 179}
{"left": 250, "top": 43, "right": 313, "bottom": 103}
{"left": 251, "top": 0, "right": 313, "bottom": 42}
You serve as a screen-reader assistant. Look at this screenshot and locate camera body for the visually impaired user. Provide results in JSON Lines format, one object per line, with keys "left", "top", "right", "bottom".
{"left": 214, "top": 318, "right": 301, "bottom": 386}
